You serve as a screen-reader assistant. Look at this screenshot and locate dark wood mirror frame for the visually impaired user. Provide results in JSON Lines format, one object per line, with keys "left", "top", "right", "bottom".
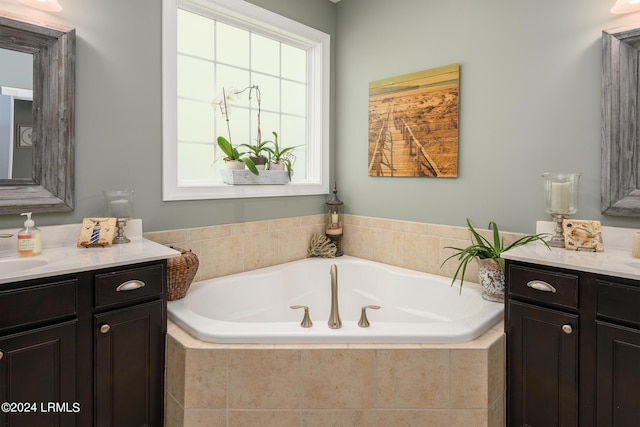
{"left": 0, "top": 11, "right": 75, "bottom": 215}
{"left": 602, "top": 25, "right": 640, "bottom": 216}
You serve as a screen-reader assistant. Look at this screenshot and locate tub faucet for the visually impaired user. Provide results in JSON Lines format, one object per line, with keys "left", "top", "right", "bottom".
{"left": 328, "top": 264, "right": 342, "bottom": 329}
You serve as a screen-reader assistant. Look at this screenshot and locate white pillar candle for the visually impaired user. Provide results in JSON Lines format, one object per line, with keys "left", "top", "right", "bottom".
{"left": 331, "top": 213, "right": 339, "bottom": 224}
{"left": 110, "top": 199, "right": 130, "bottom": 219}
{"left": 550, "top": 182, "right": 570, "bottom": 212}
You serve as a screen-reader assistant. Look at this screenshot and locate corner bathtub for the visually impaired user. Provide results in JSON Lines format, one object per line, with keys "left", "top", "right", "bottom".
{"left": 167, "top": 256, "right": 504, "bottom": 344}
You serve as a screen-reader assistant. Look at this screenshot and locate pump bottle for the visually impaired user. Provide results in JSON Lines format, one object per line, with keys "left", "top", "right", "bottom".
{"left": 18, "top": 212, "right": 42, "bottom": 256}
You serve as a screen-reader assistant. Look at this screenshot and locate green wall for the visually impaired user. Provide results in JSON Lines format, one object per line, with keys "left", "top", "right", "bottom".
{"left": 0, "top": 0, "right": 336, "bottom": 231}
{"left": 1, "top": 0, "right": 639, "bottom": 234}
{"left": 335, "top": 0, "right": 640, "bottom": 233}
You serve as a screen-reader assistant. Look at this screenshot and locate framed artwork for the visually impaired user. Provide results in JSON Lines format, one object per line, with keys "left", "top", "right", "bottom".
{"left": 368, "top": 64, "right": 459, "bottom": 177}
{"left": 16, "top": 124, "right": 33, "bottom": 148}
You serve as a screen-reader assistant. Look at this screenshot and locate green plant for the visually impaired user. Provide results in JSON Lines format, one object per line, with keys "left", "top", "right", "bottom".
{"left": 216, "top": 136, "right": 259, "bottom": 175}
{"left": 442, "top": 218, "right": 550, "bottom": 289}
{"left": 263, "top": 131, "right": 302, "bottom": 180}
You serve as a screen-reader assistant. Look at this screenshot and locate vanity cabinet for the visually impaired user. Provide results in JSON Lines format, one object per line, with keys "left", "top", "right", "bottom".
{"left": 505, "top": 259, "right": 640, "bottom": 427}
{"left": 0, "top": 260, "right": 167, "bottom": 427}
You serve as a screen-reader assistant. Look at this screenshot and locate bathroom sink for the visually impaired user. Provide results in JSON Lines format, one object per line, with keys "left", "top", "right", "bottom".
{"left": 0, "top": 257, "right": 48, "bottom": 274}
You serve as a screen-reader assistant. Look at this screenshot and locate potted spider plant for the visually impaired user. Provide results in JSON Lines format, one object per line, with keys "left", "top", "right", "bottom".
{"left": 263, "top": 131, "right": 301, "bottom": 180}
{"left": 442, "top": 218, "right": 549, "bottom": 302}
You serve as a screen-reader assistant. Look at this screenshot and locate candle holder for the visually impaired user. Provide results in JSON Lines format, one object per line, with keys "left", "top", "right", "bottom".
{"left": 325, "top": 184, "right": 344, "bottom": 257}
{"left": 105, "top": 190, "right": 134, "bottom": 244}
{"left": 541, "top": 173, "right": 581, "bottom": 248}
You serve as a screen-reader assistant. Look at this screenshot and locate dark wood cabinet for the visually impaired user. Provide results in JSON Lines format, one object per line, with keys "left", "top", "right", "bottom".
{"left": 506, "top": 259, "right": 640, "bottom": 427}
{"left": 94, "top": 300, "right": 164, "bottom": 427}
{"left": 0, "top": 321, "right": 78, "bottom": 427}
{"left": 507, "top": 300, "right": 578, "bottom": 427}
{"left": 0, "top": 260, "right": 167, "bottom": 427}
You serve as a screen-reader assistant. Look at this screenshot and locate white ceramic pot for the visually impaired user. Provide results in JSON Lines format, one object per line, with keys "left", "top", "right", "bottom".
{"left": 269, "top": 162, "right": 285, "bottom": 171}
{"left": 225, "top": 160, "right": 245, "bottom": 170}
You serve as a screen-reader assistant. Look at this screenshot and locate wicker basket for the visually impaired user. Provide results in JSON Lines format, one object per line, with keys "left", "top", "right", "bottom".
{"left": 167, "top": 247, "right": 199, "bottom": 301}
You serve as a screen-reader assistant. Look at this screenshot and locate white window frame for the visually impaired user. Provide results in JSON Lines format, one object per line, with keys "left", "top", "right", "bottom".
{"left": 162, "top": 0, "right": 330, "bottom": 200}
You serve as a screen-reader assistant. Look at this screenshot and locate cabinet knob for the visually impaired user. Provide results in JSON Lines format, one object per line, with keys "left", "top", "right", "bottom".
{"left": 562, "top": 324, "right": 573, "bottom": 334}
{"left": 99, "top": 324, "right": 111, "bottom": 334}
{"left": 0, "top": 350, "right": 3, "bottom": 360}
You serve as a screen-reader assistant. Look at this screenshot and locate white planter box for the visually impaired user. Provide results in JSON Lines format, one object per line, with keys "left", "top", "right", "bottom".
{"left": 221, "top": 169, "right": 289, "bottom": 185}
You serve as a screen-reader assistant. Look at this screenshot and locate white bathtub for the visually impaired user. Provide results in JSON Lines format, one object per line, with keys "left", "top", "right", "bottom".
{"left": 167, "top": 256, "right": 504, "bottom": 344}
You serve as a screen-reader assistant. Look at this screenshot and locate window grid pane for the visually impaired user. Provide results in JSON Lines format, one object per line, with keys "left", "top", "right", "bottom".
{"left": 177, "top": 7, "right": 310, "bottom": 185}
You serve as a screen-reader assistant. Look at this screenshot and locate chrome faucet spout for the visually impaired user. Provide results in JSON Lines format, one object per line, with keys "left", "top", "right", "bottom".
{"left": 328, "top": 264, "right": 342, "bottom": 329}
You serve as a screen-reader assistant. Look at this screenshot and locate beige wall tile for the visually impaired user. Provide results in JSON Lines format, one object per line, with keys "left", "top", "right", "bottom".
{"left": 183, "top": 409, "right": 227, "bottom": 427}
{"left": 450, "top": 409, "right": 489, "bottom": 427}
{"left": 450, "top": 349, "right": 488, "bottom": 409}
{"left": 279, "top": 225, "right": 314, "bottom": 263}
{"left": 302, "top": 410, "right": 377, "bottom": 426}
{"left": 392, "top": 220, "right": 430, "bottom": 235}
{"left": 300, "top": 214, "right": 325, "bottom": 226}
{"left": 197, "top": 235, "right": 244, "bottom": 279}
{"left": 302, "top": 349, "right": 375, "bottom": 409}
{"left": 269, "top": 216, "right": 301, "bottom": 230}
{"left": 245, "top": 230, "right": 281, "bottom": 270}
{"left": 359, "top": 216, "right": 393, "bottom": 230}
{"left": 488, "top": 393, "right": 506, "bottom": 427}
{"left": 165, "top": 334, "right": 186, "bottom": 405}
{"left": 228, "top": 350, "right": 302, "bottom": 409}
{"left": 244, "top": 220, "right": 270, "bottom": 235}
{"left": 488, "top": 335, "right": 506, "bottom": 405}
{"left": 376, "top": 409, "right": 449, "bottom": 426}
{"left": 376, "top": 349, "right": 450, "bottom": 409}
{"left": 164, "top": 391, "right": 184, "bottom": 427}
{"left": 184, "top": 348, "right": 228, "bottom": 409}
{"left": 185, "top": 224, "right": 232, "bottom": 241}
{"left": 429, "top": 223, "right": 470, "bottom": 240}
{"left": 401, "top": 233, "right": 439, "bottom": 274}
{"left": 144, "top": 229, "right": 186, "bottom": 245}
{"left": 370, "top": 228, "right": 402, "bottom": 266}
{"left": 342, "top": 224, "right": 369, "bottom": 259}
{"left": 228, "top": 410, "right": 300, "bottom": 427}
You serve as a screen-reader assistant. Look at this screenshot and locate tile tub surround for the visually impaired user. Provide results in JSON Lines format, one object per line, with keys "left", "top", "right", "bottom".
{"left": 164, "top": 319, "right": 506, "bottom": 427}
{"left": 147, "top": 215, "right": 512, "bottom": 426}
{"left": 143, "top": 214, "right": 528, "bottom": 284}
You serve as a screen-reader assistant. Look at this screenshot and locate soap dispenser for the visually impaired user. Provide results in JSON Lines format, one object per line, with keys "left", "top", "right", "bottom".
{"left": 18, "top": 212, "right": 42, "bottom": 256}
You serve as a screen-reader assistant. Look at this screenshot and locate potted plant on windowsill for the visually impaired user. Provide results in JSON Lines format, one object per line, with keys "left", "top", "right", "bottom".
{"left": 442, "top": 218, "right": 549, "bottom": 302}
{"left": 216, "top": 136, "right": 258, "bottom": 174}
{"left": 239, "top": 140, "right": 270, "bottom": 170}
{"left": 263, "top": 131, "right": 301, "bottom": 180}
{"left": 212, "top": 86, "right": 263, "bottom": 176}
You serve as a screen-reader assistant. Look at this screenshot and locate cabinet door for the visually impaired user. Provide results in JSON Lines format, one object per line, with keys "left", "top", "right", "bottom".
{"left": 507, "top": 300, "right": 578, "bottom": 427}
{"left": 94, "top": 300, "right": 164, "bottom": 427}
{"left": 0, "top": 321, "right": 77, "bottom": 427}
{"left": 596, "top": 321, "right": 640, "bottom": 427}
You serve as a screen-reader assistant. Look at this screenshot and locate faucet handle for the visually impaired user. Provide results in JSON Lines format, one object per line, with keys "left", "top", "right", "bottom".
{"left": 358, "top": 305, "right": 381, "bottom": 328}
{"left": 290, "top": 305, "right": 313, "bottom": 328}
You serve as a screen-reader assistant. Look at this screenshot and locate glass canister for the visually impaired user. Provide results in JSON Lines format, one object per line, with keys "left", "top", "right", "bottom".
{"left": 105, "top": 190, "right": 134, "bottom": 219}
{"left": 541, "top": 173, "right": 581, "bottom": 215}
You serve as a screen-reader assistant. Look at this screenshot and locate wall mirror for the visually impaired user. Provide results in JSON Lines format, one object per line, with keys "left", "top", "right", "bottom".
{"left": 0, "top": 12, "right": 75, "bottom": 215}
{"left": 602, "top": 24, "right": 640, "bottom": 216}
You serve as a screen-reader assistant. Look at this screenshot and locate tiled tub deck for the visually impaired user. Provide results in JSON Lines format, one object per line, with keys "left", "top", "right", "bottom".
{"left": 164, "top": 320, "right": 505, "bottom": 427}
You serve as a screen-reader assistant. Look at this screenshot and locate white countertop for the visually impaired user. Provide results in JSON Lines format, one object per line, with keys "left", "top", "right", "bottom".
{"left": 501, "top": 243, "right": 640, "bottom": 281}
{"left": 501, "top": 221, "right": 640, "bottom": 281}
{"left": 0, "top": 219, "right": 179, "bottom": 285}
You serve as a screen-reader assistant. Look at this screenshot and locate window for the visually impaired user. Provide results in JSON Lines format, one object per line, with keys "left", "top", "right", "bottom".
{"left": 162, "top": 0, "right": 330, "bottom": 200}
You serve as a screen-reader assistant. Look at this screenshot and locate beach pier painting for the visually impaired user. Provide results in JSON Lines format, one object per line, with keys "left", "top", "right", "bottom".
{"left": 368, "top": 64, "right": 459, "bottom": 177}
